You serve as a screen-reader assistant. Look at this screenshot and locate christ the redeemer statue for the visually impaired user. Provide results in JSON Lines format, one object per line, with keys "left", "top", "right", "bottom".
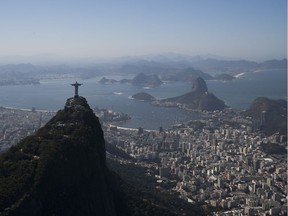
{"left": 71, "top": 81, "right": 82, "bottom": 97}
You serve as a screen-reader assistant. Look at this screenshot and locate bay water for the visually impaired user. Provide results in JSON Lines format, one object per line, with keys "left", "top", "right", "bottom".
{"left": 0, "top": 69, "right": 286, "bottom": 130}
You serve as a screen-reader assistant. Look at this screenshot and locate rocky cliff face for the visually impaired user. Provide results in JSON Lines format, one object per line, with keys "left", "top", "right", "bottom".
{"left": 191, "top": 77, "right": 208, "bottom": 93}
{"left": 0, "top": 97, "right": 124, "bottom": 216}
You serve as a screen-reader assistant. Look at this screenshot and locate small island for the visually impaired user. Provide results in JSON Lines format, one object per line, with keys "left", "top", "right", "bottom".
{"left": 98, "top": 74, "right": 163, "bottom": 88}
{"left": 131, "top": 92, "right": 156, "bottom": 102}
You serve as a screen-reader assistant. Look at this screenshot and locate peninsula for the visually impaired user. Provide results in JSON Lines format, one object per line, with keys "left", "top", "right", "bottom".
{"left": 153, "top": 77, "right": 227, "bottom": 111}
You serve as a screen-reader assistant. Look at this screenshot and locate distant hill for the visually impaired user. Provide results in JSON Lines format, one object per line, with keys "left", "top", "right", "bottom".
{"left": 161, "top": 67, "right": 213, "bottom": 81}
{"left": 191, "top": 58, "right": 259, "bottom": 70}
{"left": 190, "top": 58, "right": 287, "bottom": 74}
{"left": 158, "top": 77, "right": 227, "bottom": 111}
{"left": 99, "top": 77, "right": 117, "bottom": 84}
{"left": 259, "top": 59, "right": 287, "bottom": 69}
{"left": 0, "top": 63, "right": 101, "bottom": 80}
{"left": 117, "top": 61, "right": 215, "bottom": 81}
{"left": 114, "top": 57, "right": 287, "bottom": 78}
{"left": 99, "top": 73, "right": 163, "bottom": 87}
{"left": 131, "top": 73, "right": 163, "bottom": 87}
{"left": 244, "top": 97, "right": 287, "bottom": 135}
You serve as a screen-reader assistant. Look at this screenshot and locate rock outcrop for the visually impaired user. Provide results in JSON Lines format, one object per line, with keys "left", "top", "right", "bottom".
{"left": 191, "top": 77, "right": 208, "bottom": 93}
{"left": 160, "top": 77, "right": 227, "bottom": 111}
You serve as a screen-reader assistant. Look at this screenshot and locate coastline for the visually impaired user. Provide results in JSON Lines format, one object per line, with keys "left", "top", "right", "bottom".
{"left": 0, "top": 106, "right": 56, "bottom": 113}
{"left": 108, "top": 124, "right": 157, "bottom": 132}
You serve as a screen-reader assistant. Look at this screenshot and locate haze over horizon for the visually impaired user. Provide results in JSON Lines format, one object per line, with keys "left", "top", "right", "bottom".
{"left": 0, "top": 0, "right": 287, "bottom": 63}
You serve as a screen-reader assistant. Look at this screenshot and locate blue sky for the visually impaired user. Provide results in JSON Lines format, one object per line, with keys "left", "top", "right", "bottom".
{"left": 0, "top": 0, "right": 286, "bottom": 61}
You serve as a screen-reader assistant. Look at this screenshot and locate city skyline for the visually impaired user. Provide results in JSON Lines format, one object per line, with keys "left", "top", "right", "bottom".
{"left": 0, "top": 0, "right": 287, "bottom": 62}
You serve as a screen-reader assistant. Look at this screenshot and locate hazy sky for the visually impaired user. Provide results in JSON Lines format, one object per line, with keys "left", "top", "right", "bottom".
{"left": 0, "top": 0, "right": 287, "bottom": 61}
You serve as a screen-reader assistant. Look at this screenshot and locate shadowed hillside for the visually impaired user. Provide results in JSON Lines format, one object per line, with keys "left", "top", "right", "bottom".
{"left": 244, "top": 97, "right": 287, "bottom": 135}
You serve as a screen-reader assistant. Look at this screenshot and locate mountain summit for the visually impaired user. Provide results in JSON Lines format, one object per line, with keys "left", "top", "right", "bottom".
{"left": 191, "top": 77, "right": 208, "bottom": 93}
{"left": 0, "top": 96, "right": 122, "bottom": 216}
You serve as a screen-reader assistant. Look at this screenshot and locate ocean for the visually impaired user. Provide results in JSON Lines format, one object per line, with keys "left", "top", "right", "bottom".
{"left": 0, "top": 69, "right": 286, "bottom": 130}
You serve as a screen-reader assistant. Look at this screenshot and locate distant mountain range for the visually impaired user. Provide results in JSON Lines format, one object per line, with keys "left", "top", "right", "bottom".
{"left": 190, "top": 58, "right": 287, "bottom": 74}
{"left": 0, "top": 56, "right": 286, "bottom": 82}
{"left": 117, "top": 57, "right": 287, "bottom": 75}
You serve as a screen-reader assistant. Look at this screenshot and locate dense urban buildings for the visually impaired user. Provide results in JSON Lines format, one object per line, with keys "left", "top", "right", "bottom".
{"left": 0, "top": 107, "right": 286, "bottom": 215}
{"left": 104, "top": 109, "right": 287, "bottom": 215}
{"left": 0, "top": 107, "right": 55, "bottom": 152}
